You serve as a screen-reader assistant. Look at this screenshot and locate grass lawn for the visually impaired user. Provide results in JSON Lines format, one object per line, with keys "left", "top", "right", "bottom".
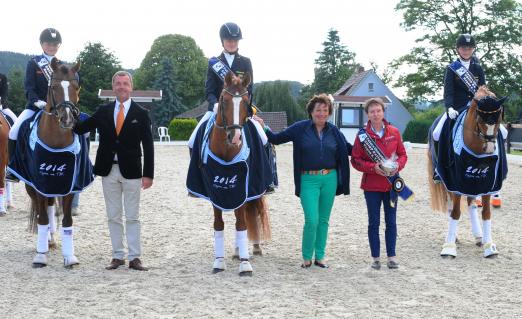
{"left": 509, "top": 149, "right": 522, "bottom": 155}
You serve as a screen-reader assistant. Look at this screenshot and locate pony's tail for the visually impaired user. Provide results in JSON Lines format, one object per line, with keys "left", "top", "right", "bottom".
{"left": 244, "top": 197, "right": 272, "bottom": 242}
{"left": 427, "top": 150, "right": 448, "bottom": 213}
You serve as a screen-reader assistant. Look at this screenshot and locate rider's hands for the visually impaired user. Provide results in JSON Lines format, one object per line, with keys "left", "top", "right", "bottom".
{"left": 34, "top": 100, "right": 47, "bottom": 109}
{"left": 448, "top": 107, "right": 459, "bottom": 120}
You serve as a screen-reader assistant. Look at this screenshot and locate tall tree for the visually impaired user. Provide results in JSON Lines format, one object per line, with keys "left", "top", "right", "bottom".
{"left": 313, "top": 29, "right": 359, "bottom": 94}
{"left": 392, "top": 0, "right": 522, "bottom": 121}
{"left": 153, "top": 58, "right": 184, "bottom": 127}
{"left": 76, "top": 42, "right": 121, "bottom": 114}
{"left": 133, "top": 34, "right": 207, "bottom": 108}
{"left": 254, "top": 81, "right": 307, "bottom": 124}
{"left": 6, "top": 66, "right": 25, "bottom": 114}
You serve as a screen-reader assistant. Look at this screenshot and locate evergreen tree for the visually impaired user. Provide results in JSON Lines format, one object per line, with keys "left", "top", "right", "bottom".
{"left": 254, "top": 81, "right": 307, "bottom": 124}
{"left": 6, "top": 66, "right": 25, "bottom": 114}
{"left": 153, "top": 58, "right": 184, "bottom": 127}
{"left": 76, "top": 42, "right": 121, "bottom": 114}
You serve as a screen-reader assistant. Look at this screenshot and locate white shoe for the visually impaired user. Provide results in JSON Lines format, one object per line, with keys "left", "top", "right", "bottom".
{"left": 483, "top": 243, "right": 499, "bottom": 258}
{"left": 33, "top": 253, "right": 48, "bottom": 267}
{"left": 212, "top": 257, "right": 226, "bottom": 273}
{"left": 440, "top": 242, "right": 457, "bottom": 258}
{"left": 64, "top": 255, "right": 80, "bottom": 267}
{"left": 239, "top": 260, "right": 253, "bottom": 276}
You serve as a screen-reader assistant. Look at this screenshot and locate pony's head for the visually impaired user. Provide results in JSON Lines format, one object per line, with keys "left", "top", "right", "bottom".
{"left": 47, "top": 58, "right": 81, "bottom": 129}
{"left": 215, "top": 71, "right": 251, "bottom": 146}
{"left": 472, "top": 86, "right": 508, "bottom": 153}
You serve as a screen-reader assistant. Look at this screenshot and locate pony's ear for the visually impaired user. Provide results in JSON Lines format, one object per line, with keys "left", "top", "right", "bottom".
{"left": 224, "top": 71, "right": 233, "bottom": 87}
{"left": 51, "top": 57, "right": 59, "bottom": 72}
{"left": 496, "top": 96, "right": 508, "bottom": 106}
{"left": 71, "top": 61, "right": 81, "bottom": 73}
{"left": 242, "top": 72, "right": 251, "bottom": 88}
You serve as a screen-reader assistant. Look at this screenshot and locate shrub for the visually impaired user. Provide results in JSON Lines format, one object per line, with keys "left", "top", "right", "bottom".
{"left": 402, "top": 119, "right": 433, "bottom": 143}
{"left": 168, "top": 118, "right": 197, "bottom": 140}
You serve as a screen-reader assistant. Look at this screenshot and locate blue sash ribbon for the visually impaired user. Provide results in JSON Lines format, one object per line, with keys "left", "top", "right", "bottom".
{"left": 209, "top": 56, "right": 232, "bottom": 82}
{"left": 357, "top": 129, "right": 413, "bottom": 206}
{"left": 33, "top": 55, "right": 53, "bottom": 84}
{"left": 449, "top": 60, "right": 478, "bottom": 94}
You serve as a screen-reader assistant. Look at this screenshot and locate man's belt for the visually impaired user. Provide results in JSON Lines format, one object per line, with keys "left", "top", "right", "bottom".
{"left": 357, "top": 128, "right": 413, "bottom": 206}
{"left": 449, "top": 60, "right": 478, "bottom": 94}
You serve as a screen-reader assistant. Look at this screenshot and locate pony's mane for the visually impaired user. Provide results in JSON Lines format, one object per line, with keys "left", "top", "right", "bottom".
{"left": 474, "top": 85, "right": 496, "bottom": 100}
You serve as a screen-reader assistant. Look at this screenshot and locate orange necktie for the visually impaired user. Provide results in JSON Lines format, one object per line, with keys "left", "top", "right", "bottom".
{"left": 116, "top": 103, "right": 124, "bottom": 135}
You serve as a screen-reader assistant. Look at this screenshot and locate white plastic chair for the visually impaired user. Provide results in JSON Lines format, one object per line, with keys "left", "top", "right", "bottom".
{"left": 158, "top": 126, "right": 170, "bottom": 142}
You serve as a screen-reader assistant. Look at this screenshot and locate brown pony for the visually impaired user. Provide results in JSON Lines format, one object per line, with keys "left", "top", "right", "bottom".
{"left": 0, "top": 74, "right": 10, "bottom": 216}
{"left": 210, "top": 72, "right": 271, "bottom": 276}
{"left": 25, "top": 58, "right": 81, "bottom": 268}
{"left": 428, "top": 86, "right": 507, "bottom": 259}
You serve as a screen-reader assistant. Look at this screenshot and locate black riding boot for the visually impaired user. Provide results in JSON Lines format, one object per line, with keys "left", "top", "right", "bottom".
{"left": 6, "top": 139, "right": 19, "bottom": 182}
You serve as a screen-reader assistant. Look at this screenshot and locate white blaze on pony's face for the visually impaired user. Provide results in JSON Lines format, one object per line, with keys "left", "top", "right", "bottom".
{"left": 484, "top": 124, "right": 496, "bottom": 153}
{"left": 232, "top": 94, "right": 242, "bottom": 145}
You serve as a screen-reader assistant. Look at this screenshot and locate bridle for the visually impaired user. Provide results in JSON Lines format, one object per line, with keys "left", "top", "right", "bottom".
{"left": 42, "top": 75, "right": 80, "bottom": 121}
{"left": 473, "top": 98, "right": 503, "bottom": 147}
{"left": 214, "top": 88, "right": 249, "bottom": 132}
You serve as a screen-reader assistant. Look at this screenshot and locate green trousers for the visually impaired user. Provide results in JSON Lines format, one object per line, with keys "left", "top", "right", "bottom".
{"left": 299, "top": 170, "right": 337, "bottom": 261}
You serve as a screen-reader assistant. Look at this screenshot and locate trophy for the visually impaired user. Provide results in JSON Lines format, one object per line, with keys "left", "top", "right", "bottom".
{"left": 379, "top": 154, "right": 399, "bottom": 176}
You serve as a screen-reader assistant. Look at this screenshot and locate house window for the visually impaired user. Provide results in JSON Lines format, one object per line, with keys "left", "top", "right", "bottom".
{"left": 368, "top": 83, "right": 374, "bottom": 92}
{"left": 339, "top": 107, "right": 362, "bottom": 128}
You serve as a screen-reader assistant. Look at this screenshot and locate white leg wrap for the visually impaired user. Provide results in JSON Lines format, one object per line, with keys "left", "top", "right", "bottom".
{"left": 48, "top": 206, "right": 57, "bottom": 234}
{"left": 61, "top": 227, "right": 74, "bottom": 257}
{"left": 468, "top": 204, "right": 483, "bottom": 238}
{"left": 236, "top": 230, "right": 249, "bottom": 260}
{"left": 0, "top": 188, "right": 6, "bottom": 213}
{"left": 446, "top": 218, "right": 458, "bottom": 243}
{"left": 6, "top": 182, "right": 13, "bottom": 205}
{"left": 482, "top": 220, "right": 492, "bottom": 244}
{"left": 432, "top": 112, "right": 447, "bottom": 141}
{"left": 214, "top": 231, "right": 225, "bottom": 259}
{"left": 37, "top": 224, "right": 49, "bottom": 253}
{"left": 188, "top": 111, "right": 214, "bottom": 148}
{"left": 250, "top": 118, "right": 268, "bottom": 145}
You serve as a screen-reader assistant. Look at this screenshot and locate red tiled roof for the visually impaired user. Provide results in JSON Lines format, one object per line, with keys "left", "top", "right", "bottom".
{"left": 176, "top": 101, "right": 209, "bottom": 120}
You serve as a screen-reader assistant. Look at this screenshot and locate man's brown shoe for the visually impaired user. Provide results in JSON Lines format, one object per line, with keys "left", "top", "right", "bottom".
{"left": 105, "top": 258, "right": 125, "bottom": 270}
{"left": 129, "top": 258, "right": 148, "bottom": 271}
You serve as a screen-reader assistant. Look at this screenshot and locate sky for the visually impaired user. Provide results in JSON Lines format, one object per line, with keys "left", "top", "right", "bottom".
{"left": 1, "top": 0, "right": 421, "bottom": 96}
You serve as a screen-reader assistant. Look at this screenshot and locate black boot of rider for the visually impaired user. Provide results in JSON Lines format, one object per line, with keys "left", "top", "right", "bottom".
{"left": 5, "top": 139, "right": 19, "bottom": 183}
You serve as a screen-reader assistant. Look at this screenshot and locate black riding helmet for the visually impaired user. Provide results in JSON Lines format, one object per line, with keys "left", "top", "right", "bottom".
{"left": 456, "top": 34, "right": 476, "bottom": 48}
{"left": 40, "top": 28, "right": 62, "bottom": 44}
{"left": 220, "top": 23, "right": 242, "bottom": 42}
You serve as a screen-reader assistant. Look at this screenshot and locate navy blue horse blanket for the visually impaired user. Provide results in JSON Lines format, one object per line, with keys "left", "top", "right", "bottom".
{"left": 7, "top": 111, "right": 94, "bottom": 196}
{"left": 429, "top": 110, "right": 507, "bottom": 196}
{"left": 186, "top": 115, "right": 273, "bottom": 210}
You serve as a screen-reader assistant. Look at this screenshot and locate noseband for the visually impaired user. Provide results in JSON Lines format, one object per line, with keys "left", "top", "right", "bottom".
{"left": 214, "top": 88, "right": 249, "bottom": 132}
{"left": 474, "top": 100, "right": 502, "bottom": 145}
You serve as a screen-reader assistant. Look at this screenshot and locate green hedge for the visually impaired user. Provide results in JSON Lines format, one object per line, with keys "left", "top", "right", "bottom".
{"left": 402, "top": 119, "right": 432, "bottom": 143}
{"left": 168, "top": 118, "right": 197, "bottom": 140}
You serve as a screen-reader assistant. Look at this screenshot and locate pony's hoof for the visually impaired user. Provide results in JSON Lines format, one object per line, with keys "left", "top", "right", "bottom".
{"left": 253, "top": 246, "right": 263, "bottom": 256}
{"left": 484, "top": 243, "right": 499, "bottom": 258}
{"left": 232, "top": 247, "right": 240, "bottom": 260}
{"left": 475, "top": 237, "right": 483, "bottom": 247}
{"left": 32, "top": 253, "right": 48, "bottom": 268}
{"left": 440, "top": 243, "right": 457, "bottom": 258}
{"left": 64, "top": 255, "right": 79, "bottom": 268}
{"left": 0, "top": 211, "right": 6, "bottom": 217}
{"left": 212, "top": 257, "right": 226, "bottom": 273}
{"left": 239, "top": 260, "right": 253, "bottom": 276}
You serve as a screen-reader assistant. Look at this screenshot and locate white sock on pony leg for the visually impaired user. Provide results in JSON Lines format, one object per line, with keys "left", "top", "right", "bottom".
{"left": 6, "top": 182, "right": 13, "bottom": 205}
{"left": 214, "top": 231, "right": 225, "bottom": 259}
{"left": 61, "top": 227, "right": 74, "bottom": 257}
{"left": 0, "top": 188, "right": 6, "bottom": 212}
{"left": 236, "top": 230, "right": 249, "bottom": 260}
{"left": 482, "top": 220, "right": 492, "bottom": 244}
{"left": 468, "top": 204, "right": 483, "bottom": 238}
{"left": 446, "top": 219, "right": 459, "bottom": 243}
{"left": 37, "top": 224, "right": 50, "bottom": 253}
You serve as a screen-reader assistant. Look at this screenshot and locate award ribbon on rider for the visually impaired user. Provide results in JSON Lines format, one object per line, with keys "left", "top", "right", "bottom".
{"left": 357, "top": 128, "right": 413, "bottom": 206}
{"left": 33, "top": 55, "right": 54, "bottom": 84}
{"left": 209, "top": 57, "right": 232, "bottom": 82}
{"left": 449, "top": 60, "right": 478, "bottom": 94}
